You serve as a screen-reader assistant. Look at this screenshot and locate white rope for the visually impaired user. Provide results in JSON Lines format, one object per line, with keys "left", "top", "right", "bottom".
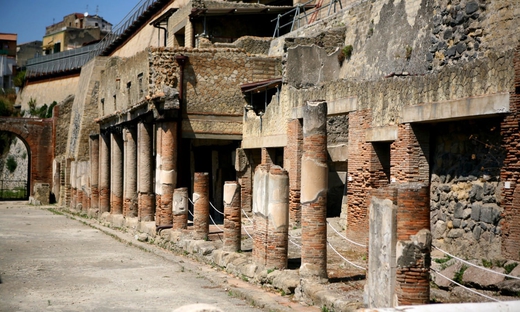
{"left": 326, "top": 220, "right": 367, "bottom": 248}
{"left": 242, "top": 224, "right": 253, "bottom": 239}
{"left": 209, "top": 213, "right": 224, "bottom": 232}
{"left": 210, "top": 201, "right": 224, "bottom": 215}
{"left": 289, "top": 237, "right": 301, "bottom": 248}
{"left": 187, "top": 197, "right": 223, "bottom": 232}
{"left": 433, "top": 246, "right": 520, "bottom": 280}
{"left": 431, "top": 268, "right": 500, "bottom": 302}
{"left": 242, "top": 209, "right": 254, "bottom": 224}
{"left": 327, "top": 240, "right": 366, "bottom": 271}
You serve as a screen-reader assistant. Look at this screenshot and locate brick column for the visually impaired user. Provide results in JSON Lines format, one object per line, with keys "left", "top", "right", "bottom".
{"left": 300, "top": 100, "right": 328, "bottom": 279}
{"left": 223, "top": 181, "right": 241, "bottom": 252}
{"left": 267, "top": 166, "right": 289, "bottom": 269}
{"left": 172, "top": 187, "right": 188, "bottom": 230}
{"left": 110, "top": 131, "right": 124, "bottom": 215}
{"left": 395, "top": 183, "right": 431, "bottom": 306}
{"left": 155, "top": 121, "right": 177, "bottom": 226}
{"left": 500, "top": 44, "right": 520, "bottom": 260}
{"left": 123, "top": 127, "right": 138, "bottom": 218}
{"left": 253, "top": 164, "right": 269, "bottom": 267}
{"left": 193, "top": 172, "right": 209, "bottom": 240}
{"left": 155, "top": 123, "right": 162, "bottom": 220}
{"left": 99, "top": 132, "right": 110, "bottom": 213}
{"left": 138, "top": 122, "right": 155, "bottom": 221}
{"left": 64, "top": 158, "right": 72, "bottom": 207}
{"left": 89, "top": 134, "right": 99, "bottom": 213}
{"left": 236, "top": 148, "right": 252, "bottom": 213}
{"left": 346, "top": 109, "right": 372, "bottom": 244}
{"left": 285, "top": 119, "right": 303, "bottom": 227}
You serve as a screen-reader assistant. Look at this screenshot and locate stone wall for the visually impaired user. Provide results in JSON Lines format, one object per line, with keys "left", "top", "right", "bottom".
{"left": 16, "top": 75, "right": 79, "bottom": 112}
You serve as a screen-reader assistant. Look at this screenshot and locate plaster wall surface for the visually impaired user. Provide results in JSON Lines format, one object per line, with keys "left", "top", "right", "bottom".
{"left": 16, "top": 76, "right": 79, "bottom": 111}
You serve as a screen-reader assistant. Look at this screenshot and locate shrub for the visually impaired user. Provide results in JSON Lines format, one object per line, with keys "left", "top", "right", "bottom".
{"left": 6, "top": 156, "right": 17, "bottom": 173}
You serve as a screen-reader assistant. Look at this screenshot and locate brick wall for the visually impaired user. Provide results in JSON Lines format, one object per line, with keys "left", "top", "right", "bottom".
{"left": 284, "top": 119, "right": 303, "bottom": 226}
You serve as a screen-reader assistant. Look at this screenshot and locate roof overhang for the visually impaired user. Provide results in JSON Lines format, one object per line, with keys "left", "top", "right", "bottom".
{"left": 241, "top": 77, "right": 282, "bottom": 93}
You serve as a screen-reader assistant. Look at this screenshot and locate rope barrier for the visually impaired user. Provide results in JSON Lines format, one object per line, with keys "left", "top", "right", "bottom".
{"left": 431, "top": 268, "right": 500, "bottom": 302}
{"left": 433, "top": 246, "right": 520, "bottom": 281}
{"left": 289, "top": 237, "right": 301, "bottom": 248}
{"left": 209, "top": 213, "right": 224, "bottom": 232}
{"left": 242, "top": 209, "right": 254, "bottom": 224}
{"left": 326, "top": 220, "right": 367, "bottom": 248}
{"left": 327, "top": 240, "right": 366, "bottom": 271}
{"left": 210, "top": 201, "right": 224, "bottom": 216}
{"left": 242, "top": 224, "right": 253, "bottom": 240}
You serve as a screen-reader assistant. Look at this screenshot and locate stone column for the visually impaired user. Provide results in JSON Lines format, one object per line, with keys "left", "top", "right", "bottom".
{"left": 267, "top": 166, "right": 289, "bottom": 269}
{"left": 300, "top": 100, "right": 328, "bottom": 279}
{"left": 123, "top": 127, "right": 138, "bottom": 218}
{"left": 110, "top": 130, "right": 124, "bottom": 215}
{"left": 90, "top": 134, "right": 99, "bottom": 213}
{"left": 252, "top": 164, "right": 269, "bottom": 267}
{"left": 155, "top": 121, "right": 177, "bottom": 226}
{"left": 285, "top": 119, "right": 303, "bottom": 227}
{"left": 395, "top": 183, "right": 431, "bottom": 306}
{"left": 138, "top": 122, "right": 155, "bottom": 221}
{"left": 223, "top": 181, "right": 241, "bottom": 252}
{"left": 80, "top": 162, "right": 88, "bottom": 213}
{"left": 193, "top": 172, "right": 209, "bottom": 240}
{"left": 99, "top": 132, "right": 111, "bottom": 213}
{"left": 172, "top": 187, "right": 188, "bottom": 230}
{"left": 64, "top": 159, "right": 72, "bottom": 207}
{"left": 155, "top": 123, "right": 162, "bottom": 218}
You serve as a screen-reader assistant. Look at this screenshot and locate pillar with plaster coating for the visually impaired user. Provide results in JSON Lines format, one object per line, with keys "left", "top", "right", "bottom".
{"left": 300, "top": 100, "right": 328, "bottom": 279}
{"left": 193, "top": 172, "right": 209, "bottom": 240}
{"left": 89, "top": 135, "right": 99, "bottom": 212}
{"left": 110, "top": 131, "right": 124, "bottom": 215}
{"left": 138, "top": 122, "right": 155, "bottom": 221}
{"left": 172, "top": 187, "right": 188, "bottom": 230}
{"left": 99, "top": 132, "right": 110, "bottom": 213}
{"left": 155, "top": 121, "right": 177, "bottom": 226}
{"left": 252, "top": 164, "right": 269, "bottom": 267}
{"left": 267, "top": 166, "right": 289, "bottom": 269}
{"left": 223, "top": 181, "right": 241, "bottom": 252}
{"left": 80, "top": 163, "right": 88, "bottom": 213}
{"left": 70, "top": 161, "right": 77, "bottom": 209}
{"left": 124, "top": 127, "right": 138, "bottom": 218}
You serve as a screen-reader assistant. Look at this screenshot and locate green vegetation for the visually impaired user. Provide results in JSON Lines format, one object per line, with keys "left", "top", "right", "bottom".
{"left": 25, "top": 98, "right": 56, "bottom": 118}
{"left": 6, "top": 156, "right": 17, "bottom": 173}
{"left": 13, "top": 70, "right": 25, "bottom": 88}
{"left": 505, "top": 262, "right": 518, "bottom": 275}
{"left": 453, "top": 265, "right": 468, "bottom": 284}
{"left": 338, "top": 45, "right": 353, "bottom": 64}
{"left": 405, "top": 45, "right": 413, "bottom": 60}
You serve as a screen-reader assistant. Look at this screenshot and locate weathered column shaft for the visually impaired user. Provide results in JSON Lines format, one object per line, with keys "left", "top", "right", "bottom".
{"left": 155, "top": 121, "right": 177, "bottom": 226}
{"left": 110, "top": 131, "right": 124, "bottom": 215}
{"left": 223, "top": 181, "right": 241, "bottom": 252}
{"left": 123, "top": 127, "right": 138, "bottom": 218}
{"left": 89, "top": 135, "right": 99, "bottom": 211}
{"left": 235, "top": 148, "right": 252, "bottom": 212}
{"left": 395, "top": 184, "right": 431, "bottom": 306}
{"left": 99, "top": 132, "right": 110, "bottom": 213}
{"left": 155, "top": 124, "right": 162, "bottom": 219}
{"left": 172, "top": 187, "right": 188, "bottom": 230}
{"left": 80, "top": 162, "right": 88, "bottom": 212}
{"left": 300, "top": 100, "right": 328, "bottom": 278}
{"left": 193, "top": 172, "right": 209, "bottom": 240}
{"left": 138, "top": 122, "right": 155, "bottom": 221}
{"left": 70, "top": 160, "right": 77, "bottom": 209}
{"left": 252, "top": 164, "right": 269, "bottom": 267}
{"left": 267, "top": 166, "right": 289, "bottom": 269}
{"left": 285, "top": 118, "right": 303, "bottom": 227}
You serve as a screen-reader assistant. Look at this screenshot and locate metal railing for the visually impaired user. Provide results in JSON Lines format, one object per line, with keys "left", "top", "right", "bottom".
{"left": 26, "top": 0, "right": 161, "bottom": 77}
{"left": 0, "top": 180, "right": 28, "bottom": 200}
{"left": 272, "top": 0, "right": 344, "bottom": 37}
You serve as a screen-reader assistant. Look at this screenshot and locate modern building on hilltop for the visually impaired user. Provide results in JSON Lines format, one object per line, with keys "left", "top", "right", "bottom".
{"left": 0, "top": 33, "right": 17, "bottom": 90}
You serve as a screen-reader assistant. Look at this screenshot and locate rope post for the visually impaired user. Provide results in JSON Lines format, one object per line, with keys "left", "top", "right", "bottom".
{"left": 193, "top": 172, "right": 210, "bottom": 240}
{"left": 172, "top": 187, "right": 188, "bottom": 230}
{"left": 223, "top": 181, "right": 241, "bottom": 252}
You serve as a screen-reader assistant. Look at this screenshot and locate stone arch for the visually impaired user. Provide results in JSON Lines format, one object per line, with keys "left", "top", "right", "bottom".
{"left": 0, "top": 117, "right": 54, "bottom": 200}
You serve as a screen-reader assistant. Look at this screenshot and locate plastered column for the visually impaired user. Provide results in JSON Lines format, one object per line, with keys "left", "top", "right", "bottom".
{"left": 70, "top": 160, "right": 77, "bottom": 209}
{"left": 252, "top": 164, "right": 269, "bottom": 267}
{"left": 80, "top": 162, "right": 88, "bottom": 213}
{"left": 123, "top": 127, "right": 138, "bottom": 218}
{"left": 395, "top": 183, "right": 431, "bottom": 306}
{"left": 99, "top": 132, "right": 110, "bottom": 213}
{"left": 266, "top": 166, "right": 289, "bottom": 269}
{"left": 172, "top": 187, "right": 188, "bottom": 230}
{"left": 300, "top": 100, "right": 328, "bottom": 279}
{"left": 223, "top": 181, "right": 241, "bottom": 252}
{"left": 110, "top": 131, "right": 124, "bottom": 215}
{"left": 235, "top": 148, "right": 252, "bottom": 212}
{"left": 89, "top": 134, "right": 99, "bottom": 212}
{"left": 193, "top": 172, "right": 209, "bottom": 240}
{"left": 138, "top": 122, "right": 155, "bottom": 221}
{"left": 155, "top": 121, "right": 177, "bottom": 226}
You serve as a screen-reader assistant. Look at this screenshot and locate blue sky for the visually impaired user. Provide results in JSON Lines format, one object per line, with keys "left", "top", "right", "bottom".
{"left": 1, "top": 0, "right": 141, "bottom": 44}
